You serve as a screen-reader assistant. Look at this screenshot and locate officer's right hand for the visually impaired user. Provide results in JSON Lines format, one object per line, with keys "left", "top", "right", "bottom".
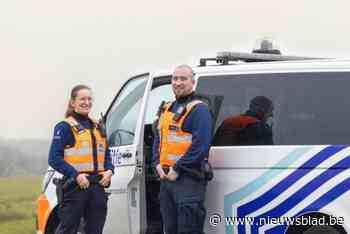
{"left": 76, "top": 173, "right": 90, "bottom": 189}
{"left": 166, "top": 167, "right": 178, "bottom": 181}
{"left": 156, "top": 164, "right": 166, "bottom": 180}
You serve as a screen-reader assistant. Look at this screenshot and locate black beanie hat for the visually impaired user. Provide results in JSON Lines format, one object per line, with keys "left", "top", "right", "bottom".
{"left": 249, "top": 96, "right": 273, "bottom": 114}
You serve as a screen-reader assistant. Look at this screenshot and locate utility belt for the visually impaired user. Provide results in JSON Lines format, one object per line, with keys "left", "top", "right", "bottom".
{"left": 161, "top": 160, "right": 213, "bottom": 181}
{"left": 53, "top": 174, "right": 103, "bottom": 188}
{"left": 53, "top": 177, "right": 76, "bottom": 204}
{"left": 53, "top": 174, "right": 105, "bottom": 203}
{"left": 86, "top": 174, "right": 103, "bottom": 184}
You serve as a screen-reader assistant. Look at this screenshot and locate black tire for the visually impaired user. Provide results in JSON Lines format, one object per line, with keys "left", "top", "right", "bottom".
{"left": 285, "top": 212, "right": 346, "bottom": 234}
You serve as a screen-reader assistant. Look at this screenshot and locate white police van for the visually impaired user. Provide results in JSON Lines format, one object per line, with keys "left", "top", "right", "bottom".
{"left": 37, "top": 44, "right": 350, "bottom": 234}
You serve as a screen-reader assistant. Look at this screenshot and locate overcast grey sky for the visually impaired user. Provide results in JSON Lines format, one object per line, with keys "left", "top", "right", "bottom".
{"left": 1, "top": 0, "right": 350, "bottom": 140}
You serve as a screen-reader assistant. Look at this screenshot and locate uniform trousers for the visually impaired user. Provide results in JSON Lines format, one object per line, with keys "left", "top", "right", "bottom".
{"left": 160, "top": 173, "right": 207, "bottom": 234}
{"left": 55, "top": 183, "right": 108, "bottom": 234}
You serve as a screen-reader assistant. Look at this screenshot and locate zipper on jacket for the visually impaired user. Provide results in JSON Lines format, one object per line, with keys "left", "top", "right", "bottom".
{"left": 90, "top": 129, "right": 98, "bottom": 173}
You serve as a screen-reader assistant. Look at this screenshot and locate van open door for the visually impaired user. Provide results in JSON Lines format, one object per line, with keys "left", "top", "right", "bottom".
{"left": 103, "top": 73, "right": 152, "bottom": 234}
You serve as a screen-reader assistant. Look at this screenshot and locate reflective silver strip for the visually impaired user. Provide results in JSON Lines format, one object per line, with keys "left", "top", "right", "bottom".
{"left": 167, "top": 154, "right": 182, "bottom": 161}
{"left": 186, "top": 100, "right": 204, "bottom": 110}
{"left": 97, "top": 148, "right": 106, "bottom": 154}
{"left": 167, "top": 134, "right": 192, "bottom": 143}
{"left": 80, "top": 140, "right": 90, "bottom": 148}
{"left": 64, "top": 147, "right": 92, "bottom": 157}
{"left": 97, "top": 163, "right": 105, "bottom": 171}
{"left": 97, "top": 142, "right": 106, "bottom": 154}
{"left": 71, "top": 162, "right": 94, "bottom": 172}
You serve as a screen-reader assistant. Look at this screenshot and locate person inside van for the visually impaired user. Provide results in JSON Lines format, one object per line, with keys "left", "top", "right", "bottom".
{"left": 213, "top": 96, "right": 274, "bottom": 146}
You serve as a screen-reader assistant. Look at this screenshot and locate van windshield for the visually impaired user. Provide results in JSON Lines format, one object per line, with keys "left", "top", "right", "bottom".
{"left": 197, "top": 72, "right": 350, "bottom": 145}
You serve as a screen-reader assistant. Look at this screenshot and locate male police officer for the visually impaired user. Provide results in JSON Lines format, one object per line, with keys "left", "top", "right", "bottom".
{"left": 152, "top": 64, "right": 213, "bottom": 234}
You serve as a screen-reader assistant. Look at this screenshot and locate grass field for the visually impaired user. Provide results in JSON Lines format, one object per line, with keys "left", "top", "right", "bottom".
{"left": 0, "top": 176, "right": 41, "bottom": 234}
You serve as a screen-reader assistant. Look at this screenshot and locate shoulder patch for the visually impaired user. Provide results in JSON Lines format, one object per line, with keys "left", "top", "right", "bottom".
{"left": 53, "top": 129, "right": 62, "bottom": 140}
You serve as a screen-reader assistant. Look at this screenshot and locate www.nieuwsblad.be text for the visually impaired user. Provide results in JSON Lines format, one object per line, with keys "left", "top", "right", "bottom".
{"left": 208, "top": 213, "right": 344, "bottom": 227}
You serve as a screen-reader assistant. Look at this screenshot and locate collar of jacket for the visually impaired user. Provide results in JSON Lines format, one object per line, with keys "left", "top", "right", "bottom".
{"left": 71, "top": 111, "right": 90, "bottom": 122}
{"left": 175, "top": 92, "right": 196, "bottom": 104}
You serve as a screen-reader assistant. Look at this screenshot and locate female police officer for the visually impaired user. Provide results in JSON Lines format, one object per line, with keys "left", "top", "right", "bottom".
{"left": 48, "top": 84, "right": 114, "bottom": 234}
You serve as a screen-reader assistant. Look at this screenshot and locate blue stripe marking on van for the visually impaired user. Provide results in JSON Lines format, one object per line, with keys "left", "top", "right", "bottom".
{"left": 266, "top": 176, "right": 350, "bottom": 234}
{"left": 224, "top": 146, "right": 312, "bottom": 234}
{"left": 224, "top": 145, "right": 348, "bottom": 234}
{"left": 237, "top": 146, "right": 345, "bottom": 216}
{"left": 248, "top": 155, "right": 350, "bottom": 234}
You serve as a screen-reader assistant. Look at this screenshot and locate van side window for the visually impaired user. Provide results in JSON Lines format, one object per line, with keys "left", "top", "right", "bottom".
{"left": 143, "top": 78, "right": 174, "bottom": 148}
{"left": 106, "top": 76, "right": 148, "bottom": 147}
{"left": 196, "top": 72, "right": 350, "bottom": 145}
{"left": 145, "top": 83, "right": 174, "bottom": 125}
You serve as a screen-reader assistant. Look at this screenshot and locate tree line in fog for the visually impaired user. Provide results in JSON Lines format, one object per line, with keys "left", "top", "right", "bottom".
{"left": 0, "top": 138, "right": 49, "bottom": 176}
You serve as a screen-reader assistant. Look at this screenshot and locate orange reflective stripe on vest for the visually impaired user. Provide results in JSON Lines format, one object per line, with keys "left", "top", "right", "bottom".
{"left": 158, "top": 100, "right": 203, "bottom": 166}
{"left": 63, "top": 116, "right": 106, "bottom": 173}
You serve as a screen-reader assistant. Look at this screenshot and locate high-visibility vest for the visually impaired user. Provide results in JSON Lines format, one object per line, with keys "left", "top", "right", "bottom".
{"left": 63, "top": 116, "right": 106, "bottom": 173}
{"left": 158, "top": 100, "right": 204, "bottom": 167}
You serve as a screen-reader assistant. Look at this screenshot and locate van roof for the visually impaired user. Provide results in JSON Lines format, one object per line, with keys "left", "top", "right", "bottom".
{"left": 152, "top": 58, "right": 350, "bottom": 78}
{"left": 199, "top": 51, "right": 324, "bottom": 66}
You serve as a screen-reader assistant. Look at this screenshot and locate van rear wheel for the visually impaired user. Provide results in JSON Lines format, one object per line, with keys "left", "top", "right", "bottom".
{"left": 285, "top": 212, "right": 346, "bottom": 234}
{"left": 303, "top": 225, "right": 343, "bottom": 234}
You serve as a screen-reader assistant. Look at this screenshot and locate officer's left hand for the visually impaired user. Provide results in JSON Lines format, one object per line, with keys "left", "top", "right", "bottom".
{"left": 99, "top": 169, "right": 113, "bottom": 187}
{"left": 77, "top": 173, "right": 90, "bottom": 190}
{"left": 167, "top": 167, "right": 178, "bottom": 181}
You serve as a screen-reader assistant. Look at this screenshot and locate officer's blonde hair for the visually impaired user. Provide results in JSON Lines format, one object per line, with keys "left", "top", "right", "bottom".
{"left": 65, "top": 84, "right": 91, "bottom": 118}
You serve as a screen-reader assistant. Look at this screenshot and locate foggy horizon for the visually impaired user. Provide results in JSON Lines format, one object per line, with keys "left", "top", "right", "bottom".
{"left": 1, "top": 0, "right": 350, "bottom": 140}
